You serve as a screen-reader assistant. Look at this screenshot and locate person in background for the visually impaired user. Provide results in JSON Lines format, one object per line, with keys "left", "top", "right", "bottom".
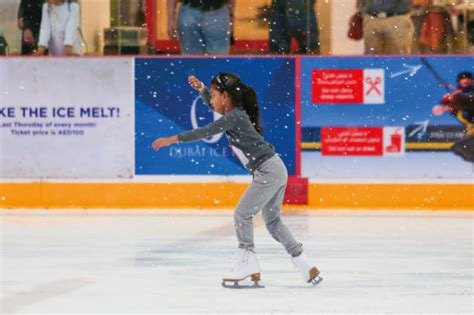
{"left": 432, "top": 71, "right": 474, "bottom": 162}
{"left": 36, "top": 0, "right": 82, "bottom": 56}
{"left": 434, "top": 72, "right": 474, "bottom": 137}
{"left": 167, "top": 0, "right": 235, "bottom": 55}
{"left": 0, "top": 26, "right": 9, "bottom": 55}
{"left": 17, "top": 0, "right": 44, "bottom": 55}
{"left": 414, "top": 0, "right": 454, "bottom": 54}
{"left": 357, "top": 0, "right": 414, "bottom": 54}
{"left": 269, "top": 0, "right": 320, "bottom": 54}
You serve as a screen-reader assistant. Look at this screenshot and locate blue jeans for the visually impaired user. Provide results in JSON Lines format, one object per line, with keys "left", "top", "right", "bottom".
{"left": 178, "top": 4, "right": 230, "bottom": 55}
{"left": 269, "top": 11, "right": 320, "bottom": 54}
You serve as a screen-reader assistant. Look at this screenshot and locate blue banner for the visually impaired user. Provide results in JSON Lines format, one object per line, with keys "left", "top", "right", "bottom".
{"left": 135, "top": 58, "right": 296, "bottom": 175}
{"left": 299, "top": 56, "right": 473, "bottom": 180}
{"left": 301, "top": 56, "right": 470, "bottom": 130}
{"left": 302, "top": 56, "right": 473, "bottom": 151}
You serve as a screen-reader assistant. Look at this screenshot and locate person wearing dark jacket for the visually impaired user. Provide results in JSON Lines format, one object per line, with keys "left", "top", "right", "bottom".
{"left": 17, "top": 0, "right": 44, "bottom": 55}
{"left": 269, "top": 0, "right": 320, "bottom": 54}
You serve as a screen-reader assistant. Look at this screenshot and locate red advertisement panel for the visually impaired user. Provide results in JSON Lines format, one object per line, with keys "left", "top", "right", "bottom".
{"left": 321, "top": 127, "right": 384, "bottom": 156}
{"left": 312, "top": 70, "right": 364, "bottom": 104}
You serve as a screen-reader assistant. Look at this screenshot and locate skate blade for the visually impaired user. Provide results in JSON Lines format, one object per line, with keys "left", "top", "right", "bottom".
{"left": 310, "top": 276, "right": 323, "bottom": 286}
{"left": 221, "top": 280, "right": 265, "bottom": 289}
{"left": 222, "top": 273, "right": 263, "bottom": 289}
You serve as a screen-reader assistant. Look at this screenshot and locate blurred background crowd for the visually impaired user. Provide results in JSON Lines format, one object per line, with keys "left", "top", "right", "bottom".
{"left": 0, "top": 0, "right": 473, "bottom": 56}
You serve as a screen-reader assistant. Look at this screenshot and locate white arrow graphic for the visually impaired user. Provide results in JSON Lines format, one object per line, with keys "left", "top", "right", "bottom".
{"left": 390, "top": 64, "right": 422, "bottom": 78}
{"left": 408, "top": 120, "right": 429, "bottom": 137}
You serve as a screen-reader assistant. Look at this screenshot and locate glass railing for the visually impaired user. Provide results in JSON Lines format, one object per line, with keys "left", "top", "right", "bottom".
{"left": 0, "top": 0, "right": 472, "bottom": 56}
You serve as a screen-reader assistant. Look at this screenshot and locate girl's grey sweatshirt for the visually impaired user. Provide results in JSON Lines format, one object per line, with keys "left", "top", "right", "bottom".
{"left": 177, "top": 88, "right": 275, "bottom": 172}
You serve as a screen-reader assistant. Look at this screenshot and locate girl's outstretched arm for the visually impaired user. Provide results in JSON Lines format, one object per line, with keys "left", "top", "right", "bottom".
{"left": 176, "top": 112, "right": 239, "bottom": 143}
{"left": 152, "top": 135, "right": 178, "bottom": 151}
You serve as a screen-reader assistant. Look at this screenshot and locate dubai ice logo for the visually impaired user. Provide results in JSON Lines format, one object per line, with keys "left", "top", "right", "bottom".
{"left": 190, "top": 95, "right": 223, "bottom": 144}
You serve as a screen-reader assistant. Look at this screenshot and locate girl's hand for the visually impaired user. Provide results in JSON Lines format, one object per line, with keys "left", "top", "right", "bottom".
{"left": 188, "top": 76, "right": 203, "bottom": 91}
{"left": 152, "top": 135, "right": 178, "bottom": 151}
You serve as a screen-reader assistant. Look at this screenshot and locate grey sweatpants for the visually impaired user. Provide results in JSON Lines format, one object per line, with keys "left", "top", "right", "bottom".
{"left": 234, "top": 155, "right": 303, "bottom": 257}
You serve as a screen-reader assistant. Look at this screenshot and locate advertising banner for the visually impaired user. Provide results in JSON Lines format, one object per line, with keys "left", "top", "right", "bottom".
{"left": 0, "top": 58, "right": 134, "bottom": 178}
{"left": 321, "top": 127, "right": 405, "bottom": 156}
{"left": 135, "top": 57, "right": 296, "bottom": 175}
{"left": 301, "top": 56, "right": 473, "bottom": 180}
{"left": 312, "top": 69, "right": 385, "bottom": 104}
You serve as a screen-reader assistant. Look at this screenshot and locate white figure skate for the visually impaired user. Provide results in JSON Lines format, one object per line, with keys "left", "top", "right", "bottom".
{"left": 222, "top": 249, "right": 264, "bottom": 289}
{"left": 291, "top": 252, "right": 323, "bottom": 285}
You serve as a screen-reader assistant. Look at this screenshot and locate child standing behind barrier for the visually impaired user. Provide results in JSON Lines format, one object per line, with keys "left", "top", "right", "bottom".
{"left": 36, "top": 0, "right": 82, "bottom": 56}
{"left": 151, "top": 73, "right": 322, "bottom": 288}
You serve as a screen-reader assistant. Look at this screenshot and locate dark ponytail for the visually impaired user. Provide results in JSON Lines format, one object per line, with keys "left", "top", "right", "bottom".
{"left": 238, "top": 83, "right": 263, "bottom": 134}
{"left": 211, "top": 73, "right": 263, "bottom": 134}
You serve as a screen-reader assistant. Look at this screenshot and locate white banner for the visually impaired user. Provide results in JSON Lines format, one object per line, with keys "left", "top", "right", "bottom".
{"left": 0, "top": 58, "right": 134, "bottom": 178}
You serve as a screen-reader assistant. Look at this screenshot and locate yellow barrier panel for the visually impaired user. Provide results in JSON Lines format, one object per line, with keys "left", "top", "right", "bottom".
{"left": 1, "top": 183, "right": 472, "bottom": 210}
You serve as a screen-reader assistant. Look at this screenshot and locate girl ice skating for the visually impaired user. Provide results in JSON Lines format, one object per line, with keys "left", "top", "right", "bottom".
{"left": 151, "top": 73, "right": 322, "bottom": 288}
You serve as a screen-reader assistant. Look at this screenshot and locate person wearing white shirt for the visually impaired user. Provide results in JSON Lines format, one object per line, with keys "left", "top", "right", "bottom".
{"left": 37, "top": 0, "right": 82, "bottom": 56}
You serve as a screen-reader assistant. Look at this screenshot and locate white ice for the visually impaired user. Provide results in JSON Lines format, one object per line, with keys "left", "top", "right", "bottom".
{"left": 1, "top": 209, "right": 473, "bottom": 314}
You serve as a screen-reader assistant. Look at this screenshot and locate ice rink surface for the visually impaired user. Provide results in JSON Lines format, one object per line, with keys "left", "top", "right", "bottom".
{"left": 1, "top": 209, "right": 473, "bottom": 314}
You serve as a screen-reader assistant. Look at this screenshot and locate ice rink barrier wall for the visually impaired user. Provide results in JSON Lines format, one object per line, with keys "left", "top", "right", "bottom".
{"left": 0, "top": 56, "right": 472, "bottom": 210}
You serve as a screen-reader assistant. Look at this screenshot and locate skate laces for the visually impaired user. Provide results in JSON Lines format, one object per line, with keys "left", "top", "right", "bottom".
{"left": 230, "top": 249, "right": 250, "bottom": 272}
